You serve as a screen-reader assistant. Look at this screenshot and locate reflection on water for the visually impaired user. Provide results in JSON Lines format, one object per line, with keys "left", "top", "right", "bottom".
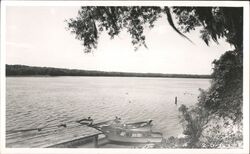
{"left": 6, "top": 77, "right": 210, "bottom": 146}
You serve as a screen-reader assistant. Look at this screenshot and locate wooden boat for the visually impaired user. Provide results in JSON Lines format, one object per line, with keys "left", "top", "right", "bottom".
{"left": 83, "top": 118, "right": 163, "bottom": 144}
{"left": 91, "top": 119, "right": 163, "bottom": 144}
{"left": 100, "top": 126, "right": 163, "bottom": 143}
{"left": 108, "top": 120, "right": 153, "bottom": 132}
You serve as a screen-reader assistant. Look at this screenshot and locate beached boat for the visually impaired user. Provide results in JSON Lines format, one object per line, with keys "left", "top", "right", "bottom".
{"left": 104, "top": 120, "right": 153, "bottom": 132}
{"left": 100, "top": 125, "right": 163, "bottom": 143}
{"left": 89, "top": 119, "right": 163, "bottom": 144}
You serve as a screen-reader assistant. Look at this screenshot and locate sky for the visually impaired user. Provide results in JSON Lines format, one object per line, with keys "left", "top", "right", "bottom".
{"left": 5, "top": 6, "right": 234, "bottom": 75}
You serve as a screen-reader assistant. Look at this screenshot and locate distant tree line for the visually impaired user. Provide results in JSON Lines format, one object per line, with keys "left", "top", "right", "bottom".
{"left": 6, "top": 65, "right": 211, "bottom": 78}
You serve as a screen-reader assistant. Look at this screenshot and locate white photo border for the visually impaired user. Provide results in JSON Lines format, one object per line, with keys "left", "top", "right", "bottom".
{"left": 1, "top": 1, "right": 249, "bottom": 154}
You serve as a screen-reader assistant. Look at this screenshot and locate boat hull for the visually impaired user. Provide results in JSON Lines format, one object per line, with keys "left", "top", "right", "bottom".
{"left": 102, "top": 129, "right": 163, "bottom": 144}
{"left": 106, "top": 135, "right": 163, "bottom": 143}
{"left": 91, "top": 119, "right": 163, "bottom": 144}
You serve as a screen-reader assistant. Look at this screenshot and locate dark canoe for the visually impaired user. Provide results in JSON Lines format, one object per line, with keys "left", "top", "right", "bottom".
{"left": 123, "top": 120, "right": 153, "bottom": 132}
{"left": 76, "top": 118, "right": 93, "bottom": 125}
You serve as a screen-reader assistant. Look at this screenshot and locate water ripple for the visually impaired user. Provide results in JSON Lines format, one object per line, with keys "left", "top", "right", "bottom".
{"left": 6, "top": 77, "right": 210, "bottom": 147}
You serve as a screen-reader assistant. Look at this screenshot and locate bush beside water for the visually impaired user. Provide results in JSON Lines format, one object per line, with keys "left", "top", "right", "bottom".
{"left": 165, "top": 50, "right": 243, "bottom": 149}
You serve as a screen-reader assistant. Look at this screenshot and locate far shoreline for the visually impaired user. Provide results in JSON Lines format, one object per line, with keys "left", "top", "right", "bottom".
{"left": 6, "top": 64, "right": 212, "bottom": 79}
{"left": 6, "top": 75, "right": 212, "bottom": 79}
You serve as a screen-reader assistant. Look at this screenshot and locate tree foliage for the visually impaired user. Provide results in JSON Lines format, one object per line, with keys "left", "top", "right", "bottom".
{"left": 67, "top": 6, "right": 243, "bottom": 52}
{"left": 199, "top": 116, "right": 243, "bottom": 148}
{"left": 173, "top": 7, "right": 243, "bottom": 49}
{"left": 202, "top": 50, "right": 243, "bottom": 122}
{"left": 66, "top": 6, "right": 197, "bottom": 52}
{"left": 178, "top": 104, "right": 209, "bottom": 148}
{"left": 67, "top": 6, "right": 160, "bottom": 52}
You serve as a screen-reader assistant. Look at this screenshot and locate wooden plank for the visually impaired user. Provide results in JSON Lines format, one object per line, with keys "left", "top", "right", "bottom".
{"left": 48, "top": 134, "right": 103, "bottom": 148}
{"left": 6, "top": 123, "right": 102, "bottom": 148}
{"left": 93, "top": 135, "right": 98, "bottom": 148}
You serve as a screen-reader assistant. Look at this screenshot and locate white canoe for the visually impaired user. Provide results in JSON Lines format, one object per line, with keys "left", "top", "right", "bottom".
{"left": 101, "top": 126, "right": 163, "bottom": 143}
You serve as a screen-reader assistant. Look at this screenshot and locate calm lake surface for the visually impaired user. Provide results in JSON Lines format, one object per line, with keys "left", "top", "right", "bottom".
{"left": 6, "top": 77, "right": 211, "bottom": 143}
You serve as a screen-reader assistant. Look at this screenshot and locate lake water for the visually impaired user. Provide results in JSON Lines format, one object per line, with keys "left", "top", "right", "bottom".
{"left": 6, "top": 77, "right": 211, "bottom": 146}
